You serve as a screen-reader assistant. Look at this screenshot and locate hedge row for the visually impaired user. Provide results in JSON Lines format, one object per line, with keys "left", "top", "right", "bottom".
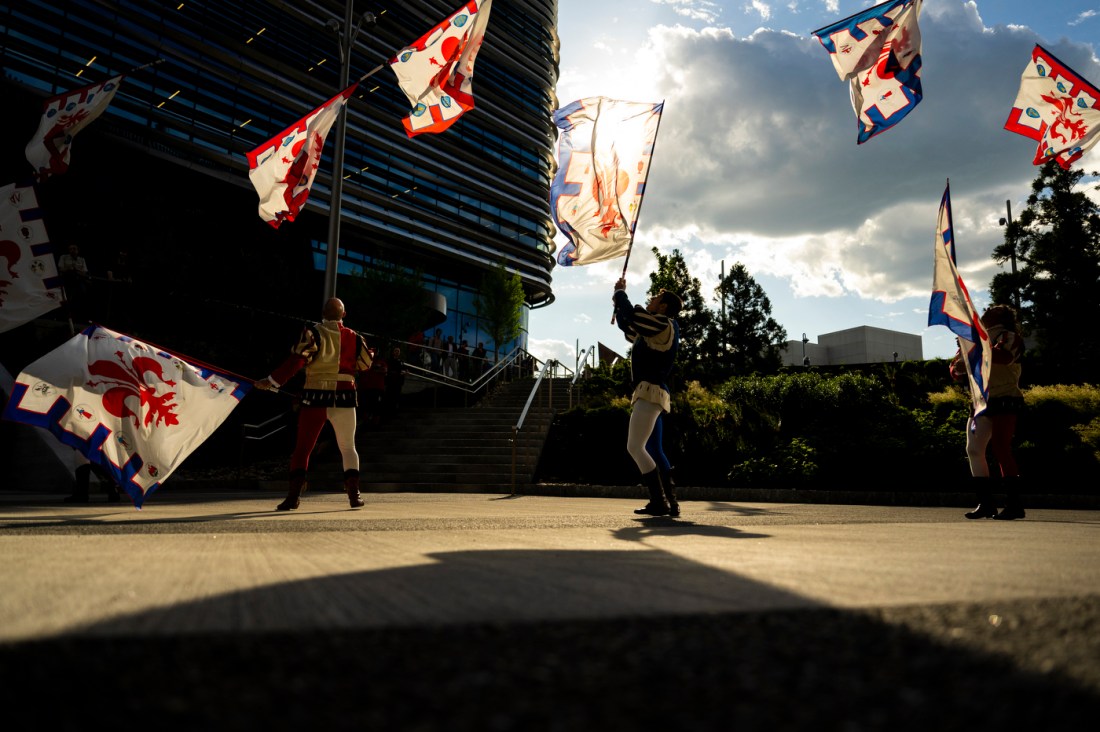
{"left": 537, "top": 366, "right": 1100, "bottom": 490}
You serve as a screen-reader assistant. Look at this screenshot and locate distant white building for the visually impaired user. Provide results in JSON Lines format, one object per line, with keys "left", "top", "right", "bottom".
{"left": 781, "top": 326, "right": 924, "bottom": 366}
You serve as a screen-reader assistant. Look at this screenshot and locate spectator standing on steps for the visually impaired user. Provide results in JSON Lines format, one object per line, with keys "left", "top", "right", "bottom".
{"left": 384, "top": 346, "right": 406, "bottom": 419}
{"left": 57, "top": 243, "right": 90, "bottom": 320}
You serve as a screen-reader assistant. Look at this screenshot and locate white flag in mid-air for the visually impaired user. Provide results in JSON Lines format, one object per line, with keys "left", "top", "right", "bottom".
{"left": 1005, "top": 44, "right": 1100, "bottom": 170}
{"left": 389, "top": 0, "right": 493, "bottom": 136}
{"left": 2, "top": 326, "right": 251, "bottom": 508}
{"left": 0, "top": 181, "right": 62, "bottom": 333}
{"left": 245, "top": 85, "right": 357, "bottom": 228}
{"left": 550, "top": 98, "right": 664, "bottom": 267}
{"left": 25, "top": 76, "right": 123, "bottom": 180}
{"left": 813, "top": 0, "right": 923, "bottom": 144}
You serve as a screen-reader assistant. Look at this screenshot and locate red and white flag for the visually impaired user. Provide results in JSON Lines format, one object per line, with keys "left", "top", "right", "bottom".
{"left": 0, "top": 181, "right": 62, "bottom": 333}
{"left": 25, "top": 76, "right": 123, "bottom": 181}
{"left": 246, "top": 85, "right": 357, "bottom": 228}
{"left": 1005, "top": 45, "right": 1100, "bottom": 170}
{"left": 389, "top": 0, "right": 493, "bottom": 137}
{"left": 1, "top": 326, "right": 251, "bottom": 508}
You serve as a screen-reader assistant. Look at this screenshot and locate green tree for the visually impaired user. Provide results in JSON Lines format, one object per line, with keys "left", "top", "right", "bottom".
{"left": 476, "top": 260, "right": 526, "bottom": 361}
{"left": 646, "top": 247, "right": 714, "bottom": 383}
{"left": 991, "top": 161, "right": 1100, "bottom": 381}
{"left": 706, "top": 262, "right": 787, "bottom": 377}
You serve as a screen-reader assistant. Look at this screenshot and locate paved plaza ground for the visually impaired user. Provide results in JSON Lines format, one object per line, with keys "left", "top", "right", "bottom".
{"left": 1, "top": 490, "right": 1097, "bottom": 730}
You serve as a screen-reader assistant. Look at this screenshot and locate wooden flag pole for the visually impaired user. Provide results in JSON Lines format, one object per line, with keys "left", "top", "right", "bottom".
{"left": 127, "top": 58, "right": 165, "bottom": 74}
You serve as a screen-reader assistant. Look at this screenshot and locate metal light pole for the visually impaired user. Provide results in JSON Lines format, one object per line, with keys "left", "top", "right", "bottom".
{"left": 801, "top": 332, "right": 809, "bottom": 367}
{"left": 998, "top": 199, "right": 1020, "bottom": 310}
{"left": 720, "top": 260, "right": 727, "bottom": 358}
{"left": 323, "top": 4, "right": 376, "bottom": 302}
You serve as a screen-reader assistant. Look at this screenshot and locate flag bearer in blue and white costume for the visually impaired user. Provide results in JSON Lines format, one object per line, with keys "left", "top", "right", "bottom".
{"left": 612, "top": 277, "right": 683, "bottom": 517}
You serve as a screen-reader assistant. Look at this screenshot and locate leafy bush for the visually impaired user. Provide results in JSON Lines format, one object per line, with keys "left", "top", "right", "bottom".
{"left": 536, "top": 371, "right": 1100, "bottom": 489}
{"left": 1014, "top": 384, "right": 1100, "bottom": 479}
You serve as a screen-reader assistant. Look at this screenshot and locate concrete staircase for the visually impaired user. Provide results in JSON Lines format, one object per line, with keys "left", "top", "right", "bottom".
{"left": 343, "top": 377, "right": 574, "bottom": 493}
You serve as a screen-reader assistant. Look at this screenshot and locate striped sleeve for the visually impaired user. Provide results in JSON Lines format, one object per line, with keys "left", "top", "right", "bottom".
{"left": 629, "top": 307, "right": 671, "bottom": 338}
{"left": 613, "top": 291, "right": 672, "bottom": 345}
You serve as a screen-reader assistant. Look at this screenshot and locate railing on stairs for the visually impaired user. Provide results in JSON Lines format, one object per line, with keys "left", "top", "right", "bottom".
{"left": 238, "top": 409, "right": 291, "bottom": 485}
{"left": 511, "top": 359, "right": 573, "bottom": 494}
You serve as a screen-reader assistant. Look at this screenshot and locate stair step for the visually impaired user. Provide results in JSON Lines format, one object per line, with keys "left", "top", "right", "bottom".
{"left": 330, "top": 377, "right": 569, "bottom": 488}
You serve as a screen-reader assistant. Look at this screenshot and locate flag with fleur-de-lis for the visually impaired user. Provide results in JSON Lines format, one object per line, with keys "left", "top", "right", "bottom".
{"left": 2, "top": 325, "right": 250, "bottom": 507}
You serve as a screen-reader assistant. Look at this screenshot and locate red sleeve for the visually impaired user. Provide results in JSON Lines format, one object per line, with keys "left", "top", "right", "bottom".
{"left": 269, "top": 353, "right": 308, "bottom": 386}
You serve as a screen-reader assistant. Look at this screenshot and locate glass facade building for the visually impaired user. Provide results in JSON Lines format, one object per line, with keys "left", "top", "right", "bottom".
{"left": 0, "top": 0, "right": 559, "bottom": 359}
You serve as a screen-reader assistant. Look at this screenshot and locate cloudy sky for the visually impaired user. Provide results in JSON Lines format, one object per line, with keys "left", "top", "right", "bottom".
{"left": 526, "top": 0, "right": 1100, "bottom": 370}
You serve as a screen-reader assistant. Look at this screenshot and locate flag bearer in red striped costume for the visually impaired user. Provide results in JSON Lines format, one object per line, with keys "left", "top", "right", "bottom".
{"left": 255, "top": 298, "right": 372, "bottom": 510}
{"left": 612, "top": 277, "right": 683, "bottom": 517}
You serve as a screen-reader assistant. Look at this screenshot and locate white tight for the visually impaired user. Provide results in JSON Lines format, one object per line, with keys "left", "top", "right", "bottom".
{"left": 626, "top": 399, "right": 663, "bottom": 474}
{"left": 327, "top": 407, "right": 360, "bottom": 471}
{"left": 966, "top": 416, "right": 993, "bottom": 477}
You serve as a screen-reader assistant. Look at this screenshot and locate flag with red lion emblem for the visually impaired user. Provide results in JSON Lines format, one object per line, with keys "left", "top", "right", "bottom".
{"left": 1005, "top": 44, "right": 1100, "bottom": 170}
{"left": 389, "top": 0, "right": 492, "bottom": 137}
{"left": 25, "top": 76, "right": 123, "bottom": 181}
{"left": 927, "top": 183, "right": 991, "bottom": 416}
{"left": 2, "top": 326, "right": 251, "bottom": 507}
{"left": 0, "top": 181, "right": 63, "bottom": 334}
{"left": 813, "top": 0, "right": 923, "bottom": 144}
{"left": 246, "top": 84, "right": 358, "bottom": 228}
{"left": 551, "top": 98, "right": 664, "bottom": 267}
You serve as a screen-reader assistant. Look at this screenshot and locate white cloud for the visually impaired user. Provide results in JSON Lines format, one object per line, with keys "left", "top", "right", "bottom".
{"left": 527, "top": 337, "right": 583, "bottom": 368}
{"left": 745, "top": 1, "right": 772, "bottom": 21}
{"left": 651, "top": 0, "right": 723, "bottom": 25}
{"left": 1070, "top": 10, "right": 1097, "bottom": 26}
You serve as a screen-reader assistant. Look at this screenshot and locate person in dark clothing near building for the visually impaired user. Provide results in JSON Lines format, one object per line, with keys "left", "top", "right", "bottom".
{"left": 384, "top": 346, "right": 406, "bottom": 419}
{"left": 63, "top": 458, "right": 123, "bottom": 504}
{"left": 612, "top": 277, "right": 683, "bottom": 517}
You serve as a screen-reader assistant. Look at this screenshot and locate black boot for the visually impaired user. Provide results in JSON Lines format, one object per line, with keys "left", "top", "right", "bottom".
{"left": 964, "top": 478, "right": 998, "bottom": 519}
{"left": 344, "top": 469, "right": 365, "bottom": 508}
{"left": 63, "top": 464, "right": 92, "bottom": 503}
{"left": 661, "top": 467, "right": 680, "bottom": 518}
{"left": 276, "top": 470, "right": 308, "bottom": 511}
{"left": 634, "top": 469, "right": 670, "bottom": 516}
{"left": 93, "top": 464, "right": 122, "bottom": 503}
{"left": 994, "top": 479, "right": 1025, "bottom": 520}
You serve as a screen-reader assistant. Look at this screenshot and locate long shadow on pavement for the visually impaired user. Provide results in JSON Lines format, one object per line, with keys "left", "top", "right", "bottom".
{"left": 2, "top": 542, "right": 1098, "bottom": 730}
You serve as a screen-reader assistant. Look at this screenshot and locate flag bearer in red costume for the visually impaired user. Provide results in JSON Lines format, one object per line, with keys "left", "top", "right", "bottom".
{"left": 255, "top": 298, "right": 372, "bottom": 510}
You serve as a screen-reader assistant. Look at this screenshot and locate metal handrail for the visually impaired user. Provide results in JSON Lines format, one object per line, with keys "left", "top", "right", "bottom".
{"left": 572, "top": 347, "right": 589, "bottom": 386}
{"left": 510, "top": 358, "right": 575, "bottom": 494}
{"left": 401, "top": 344, "right": 530, "bottom": 405}
{"left": 238, "top": 410, "right": 292, "bottom": 486}
{"left": 242, "top": 411, "right": 289, "bottom": 441}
